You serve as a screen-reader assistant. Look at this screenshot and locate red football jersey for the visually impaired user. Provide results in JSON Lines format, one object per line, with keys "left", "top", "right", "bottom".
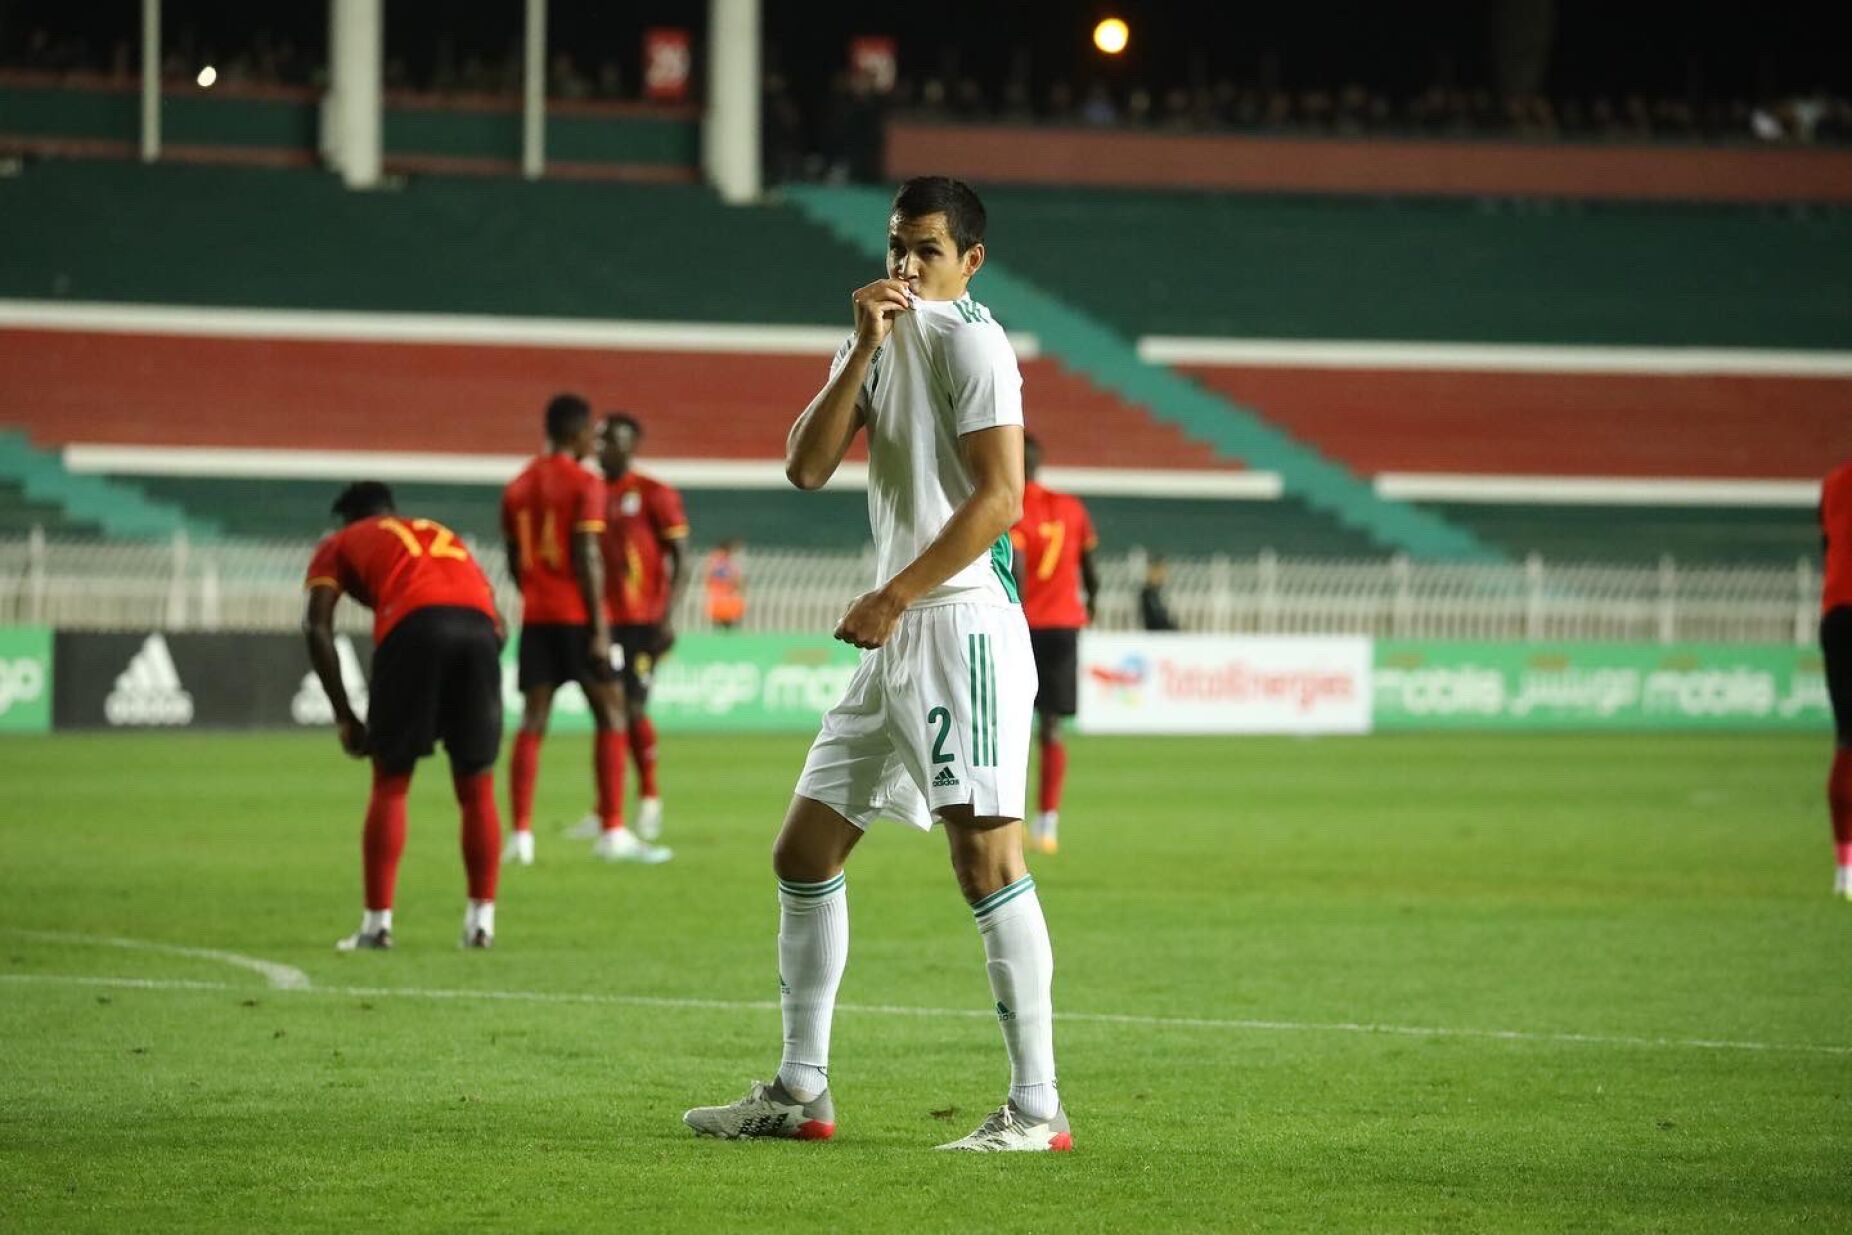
{"left": 501, "top": 453, "right": 607, "bottom": 625}
{"left": 1010, "top": 481, "right": 1098, "bottom": 630}
{"left": 602, "top": 470, "right": 690, "bottom": 626}
{"left": 305, "top": 515, "right": 497, "bottom": 643}
{"left": 1823, "top": 460, "right": 1852, "bottom": 614}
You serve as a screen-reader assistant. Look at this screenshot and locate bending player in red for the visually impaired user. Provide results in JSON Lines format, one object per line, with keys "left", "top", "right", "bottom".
{"left": 1822, "top": 459, "right": 1852, "bottom": 899}
{"left": 501, "top": 394, "right": 670, "bottom": 866}
{"left": 569, "top": 413, "right": 691, "bottom": 845}
{"left": 1009, "top": 435, "right": 1099, "bottom": 854}
{"left": 303, "top": 481, "right": 506, "bottom": 950}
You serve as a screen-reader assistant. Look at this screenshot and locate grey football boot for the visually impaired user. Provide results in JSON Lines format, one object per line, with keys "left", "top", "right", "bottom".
{"left": 683, "top": 1078, "right": 836, "bottom": 1141}
{"left": 935, "top": 1100, "right": 1074, "bottom": 1152}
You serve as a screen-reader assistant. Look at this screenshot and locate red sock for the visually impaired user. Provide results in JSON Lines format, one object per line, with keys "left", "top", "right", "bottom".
{"left": 1038, "top": 738, "right": 1068, "bottom": 814}
{"left": 596, "top": 729, "right": 630, "bottom": 832}
{"left": 630, "top": 715, "right": 660, "bottom": 798}
{"left": 454, "top": 770, "right": 501, "bottom": 901}
{"left": 1831, "top": 748, "right": 1852, "bottom": 867}
{"left": 510, "top": 731, "right": 541, "bottom": 833}
{"left": 363, "top": 767, "right": 412, "bottom": 912}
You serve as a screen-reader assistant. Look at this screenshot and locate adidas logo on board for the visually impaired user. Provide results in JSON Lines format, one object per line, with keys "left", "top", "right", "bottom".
{"left": 104, "top": 634, "right": 194, "bottom": 726}
{"left": 291, "top": 635, "right": 370, "bottom": 725}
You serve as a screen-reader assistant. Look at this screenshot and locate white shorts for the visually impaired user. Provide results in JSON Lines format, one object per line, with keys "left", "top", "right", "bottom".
{"left": 795, "top": 602, "right": 1035, "bottom": 831}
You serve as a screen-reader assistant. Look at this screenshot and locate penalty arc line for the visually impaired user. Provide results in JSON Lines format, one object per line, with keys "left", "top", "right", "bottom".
{"left": 2, "top": 972, "right": 1849, "bottom": 1059}
{"left": 7, "top": 930, "right": 311, "bottom": 991}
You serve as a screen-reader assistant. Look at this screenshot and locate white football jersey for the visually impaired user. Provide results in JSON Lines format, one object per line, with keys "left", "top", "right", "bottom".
{"left": 829, "top": 293, "right": 1025, "bottom": 608}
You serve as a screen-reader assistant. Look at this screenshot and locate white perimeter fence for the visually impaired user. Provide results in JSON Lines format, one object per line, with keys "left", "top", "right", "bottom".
{"left": 0, "top": 530, "right": 1823, "bottom": 645}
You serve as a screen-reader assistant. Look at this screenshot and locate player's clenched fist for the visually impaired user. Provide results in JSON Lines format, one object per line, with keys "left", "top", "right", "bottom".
{"left": 852, "top": 278, "right": 914, "bottom": 349}
{"left": 833, "top": 586, "right": 906, "bottom": 650}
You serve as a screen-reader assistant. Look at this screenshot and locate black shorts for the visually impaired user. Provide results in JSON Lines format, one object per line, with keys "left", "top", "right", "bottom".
{"left": 368, "top": 606, "right": 504, "bottom": 775}
{"left": 613, "top": 624, "right": 665, "bottom": 709}
{"left": 1824, "top": 606, "right": 1852, "bottom": 744}
{"left": 517, "top": 622, "right": 619, "bottom": 692}
{"left": 1029, "top": 627, "right": 1080, "bottom": 718}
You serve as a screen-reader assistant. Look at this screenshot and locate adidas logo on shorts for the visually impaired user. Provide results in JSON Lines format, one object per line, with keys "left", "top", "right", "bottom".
{"left": 932, "top": 765, "right": 960, "bottom": 788}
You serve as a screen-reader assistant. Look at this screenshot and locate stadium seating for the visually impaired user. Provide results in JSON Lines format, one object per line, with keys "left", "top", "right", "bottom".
{"left": 967, "top": 187, "right": 1850, "bottom": 564}
{"left": 1416, "top": 502, "right": 1818, "bottom": 565}
{"left": 5, "top": 164, "right": 1846, "bottom": 564}
{"left": 0, "top": 477, "right": 100, "bottom": 537}
{"left": 4, "top": 161, "right": 1353, "bottom": 556}
{"left": 0, "top": 330, "right": 1228, "bottom": 472}
{"left": 1177, "top": 367, "right": 1848, "bottom": 480}
{"left": 977, "top": 188, "right": 1852, "bottom": 348}
{"left": 0, "top": 430, "right": 216, "bottom": 541}
{"left": 0, "top": 161, "right": 866, "bottom": 321}
{"left": 107, "top": 476, "right": 1376, "bottom": 558}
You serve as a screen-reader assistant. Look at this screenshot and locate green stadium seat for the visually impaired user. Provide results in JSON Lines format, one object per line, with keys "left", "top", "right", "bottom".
{"left": 1418, "top": 502, "right": 1819, "bottom": 566}
{"left": 978, "top": 187, "right": 1852, "bottom": 348}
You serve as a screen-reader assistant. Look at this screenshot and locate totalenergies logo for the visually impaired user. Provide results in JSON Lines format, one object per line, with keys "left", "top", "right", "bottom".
{"left": 1087, "top": 654, "right": 1148, "bottom": 705}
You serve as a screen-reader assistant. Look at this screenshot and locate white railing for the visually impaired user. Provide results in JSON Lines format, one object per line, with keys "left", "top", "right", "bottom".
{"left": 0, "top": 530, "right": 1824, "bottom": 645}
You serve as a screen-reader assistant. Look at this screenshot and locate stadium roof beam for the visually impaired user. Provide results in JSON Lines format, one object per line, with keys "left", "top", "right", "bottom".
{"left": 704, "top": 0, "right": 761, "bottom": 204}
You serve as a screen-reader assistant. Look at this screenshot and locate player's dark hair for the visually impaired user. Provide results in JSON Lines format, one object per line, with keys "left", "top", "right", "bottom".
{"left": 544, "top": 393, "right": 592, "bottom": 445}
{"left": 1023, "top": 433, "right": 1042, "bottom": 478}
{"left": 891, "top": 176, "right": 986, "bottom": 253}
{"left": 605, "top": 412, "right": 642, "bottom": 439}
{"left": 332, "top": 481, "right": 395, "bottom": 523}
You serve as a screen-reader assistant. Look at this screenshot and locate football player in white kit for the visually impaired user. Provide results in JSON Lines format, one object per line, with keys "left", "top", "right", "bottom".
{"left": 684, "top": 177, "right": 1070, "bottom": 1152}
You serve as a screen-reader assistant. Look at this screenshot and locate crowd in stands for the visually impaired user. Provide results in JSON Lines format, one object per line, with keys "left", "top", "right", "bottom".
{"left": 765, "top": 68, "right": 1851, "bottom": 186}
{"left": 867, "top": 74, "right": 1852, "bottom": 147}
{"left": 6, "top": 23, "right": 1848, "bottom": 154}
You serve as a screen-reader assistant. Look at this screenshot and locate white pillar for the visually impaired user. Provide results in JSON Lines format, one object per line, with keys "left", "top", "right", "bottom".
{"left": 140, "top": 0, "right": 160, "bottom": 162}
{"left": 704, "top": 0, "right": 761, "bottom": 204}
{"left": 327, "top": 0, "right": 383, "bottom": 189}
{"left": 522, "top": 0, "right": 547, "bottom": 179}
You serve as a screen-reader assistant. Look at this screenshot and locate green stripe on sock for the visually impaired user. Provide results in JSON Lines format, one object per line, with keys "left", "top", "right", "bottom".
{"left": 971, "top": 874, "right": 1034, "bottom": 915}
{"left": 779, "top": 874, "right": 845, "bottom": 898}
{"left": 973, "top": 878, "right": 1036, "bottom": 920}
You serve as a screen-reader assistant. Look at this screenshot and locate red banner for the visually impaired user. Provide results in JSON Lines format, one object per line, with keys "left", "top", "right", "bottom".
{"left": 643, "top": 28, "right": 692, "bottom": 103}
{"left": 848, "top": 36, "right": 896, "bottom": 94}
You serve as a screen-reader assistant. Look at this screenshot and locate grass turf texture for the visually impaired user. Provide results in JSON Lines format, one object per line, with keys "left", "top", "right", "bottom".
{"left": 0, "top": 731, "right": 1847, "bottom": 1232}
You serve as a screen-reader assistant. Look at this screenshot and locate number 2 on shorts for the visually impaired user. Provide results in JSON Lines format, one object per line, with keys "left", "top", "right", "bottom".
{"left": 926, "top": 705, "right": 953, "bottom": 765}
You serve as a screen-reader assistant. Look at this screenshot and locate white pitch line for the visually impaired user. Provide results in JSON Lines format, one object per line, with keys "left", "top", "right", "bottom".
{"left": 8, "top": 931, "right": 311, "bottom": 991}
{"left": 3, "top": 973, "right": 1847, "bottom": 1059}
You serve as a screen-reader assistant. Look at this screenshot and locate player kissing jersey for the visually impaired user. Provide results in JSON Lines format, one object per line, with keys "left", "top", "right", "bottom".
{"left": 501, "top": 453, "right": 607, "bottom": 625}
{"left": 305, "top": 514, "right": 498, "bottom": 642}
{"left": 603, "top": 471, "right": 690, "bottom": 626}
{"left": 828, "top": 292, "right": 1024, "bottom": 607}
{"left": 1011, "top": 481, "right": 1097, "bottom": 630}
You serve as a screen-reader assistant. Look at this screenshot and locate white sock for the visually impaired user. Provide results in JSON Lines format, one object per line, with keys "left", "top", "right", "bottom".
{"left": 1042, "top": 810, "right": 1059, "bottom": 841}
{"left": 972, "top": 874, "right": 1058, "bottom": 1120}
{"left": 775, "top": 874, "right": 848, "bottom": 1101}
{"left": 362, "top": 908, "right": 392, "bottom": 934}
{"left": 467, "top": 899, "right": 495, "bottom": 936}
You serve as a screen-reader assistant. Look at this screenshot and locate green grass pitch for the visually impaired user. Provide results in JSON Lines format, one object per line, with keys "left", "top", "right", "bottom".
{"left": 1, "top": 731, "right": 1847, "bottom": 1231}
